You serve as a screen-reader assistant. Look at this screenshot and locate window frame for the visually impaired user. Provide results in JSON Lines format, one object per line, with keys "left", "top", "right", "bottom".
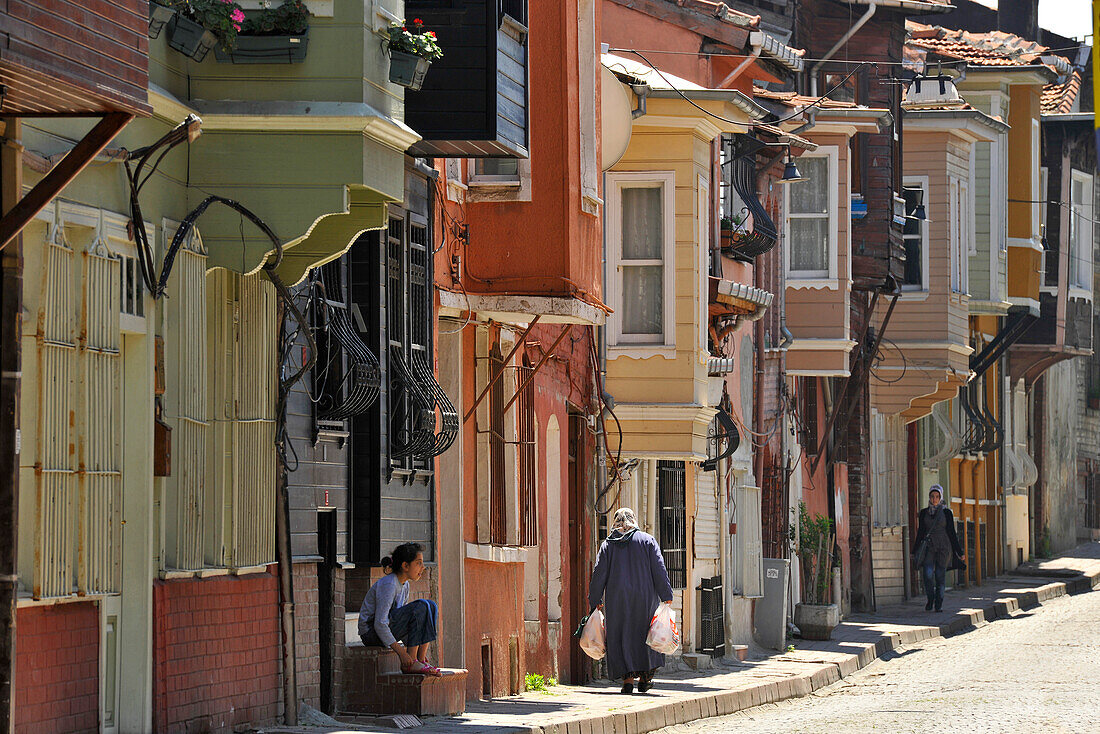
{"left": 901, "top": 176, "right": 930, "bottom": 294}
{"left": 606, "top": 171, "right": 677, "bottom": 352}
{"left": 784, "top": 145, "right": 839, "bottom": 285}
{"left": 1070, "top": 168, "right": 1094, "bottom": 295}
{"left": 949, "top": 178, "right": 970, "bottom": 296}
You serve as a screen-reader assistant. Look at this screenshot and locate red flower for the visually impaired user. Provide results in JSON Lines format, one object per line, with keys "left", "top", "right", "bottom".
{"left": 428, "top": 31, "right": 436, "bottom": 37}
{"left": 413, "top": 18, "right": 423, "bottom": 25}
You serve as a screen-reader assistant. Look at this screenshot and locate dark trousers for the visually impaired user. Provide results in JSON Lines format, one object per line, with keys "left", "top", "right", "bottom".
{"left": 923, "top": 547, "right": 950, "bottom": 605}
{"left": 361, "top": 598, "right": 438, "bottom": 648}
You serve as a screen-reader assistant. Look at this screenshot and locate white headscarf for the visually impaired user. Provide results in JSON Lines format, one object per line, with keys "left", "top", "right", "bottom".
{"left": 612, "top": 507, "right": 638, "bottom": 532}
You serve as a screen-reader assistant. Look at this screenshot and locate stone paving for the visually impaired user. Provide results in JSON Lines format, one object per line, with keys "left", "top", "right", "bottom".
{"left": 258, "top": 543, "right": 1100, "bottom": 734}
{"left": 660, "top": 562, "right": 1100, "bottom": 732}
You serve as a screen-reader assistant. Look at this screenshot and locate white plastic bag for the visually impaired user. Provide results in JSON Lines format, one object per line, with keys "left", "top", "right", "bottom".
{"left": 578, "top": 609, "right": 606, "bottom": 659}
{"left": 646, "top": 604, "right": 680, "bottom": 654}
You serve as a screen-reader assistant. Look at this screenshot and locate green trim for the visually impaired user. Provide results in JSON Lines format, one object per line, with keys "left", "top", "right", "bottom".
{"left": 269, "top": 185, "right": 396, "bottom": 287}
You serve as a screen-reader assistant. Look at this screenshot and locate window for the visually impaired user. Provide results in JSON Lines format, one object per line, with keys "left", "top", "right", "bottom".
{"left": 607, "top": 172, "right": 676, "bottom": 348}
{"left": 657, "top": 460, "right": 687, "bottom": 590}
{"left": 349, "top": 194, "right": 454, "bottom": 563}
{"left": 475, "top": 158, "right": 519, "bottom": 178}
{"left": 1070, "top": 170, "right": 1094, "bottom": 292}
{"left": 517, "top": 356, "right": 537, "bottom": 546}
{"left": 786, "top": 148, "right": 838, "bottom": 281}
{"left": 489, "top": 343, "right": 508, "bottom": 545}
{"left": 901, "top": 180, "right": 929, "bottom": 291}
{"left": 950, "top": 179, "right": 969, "bottom": 295}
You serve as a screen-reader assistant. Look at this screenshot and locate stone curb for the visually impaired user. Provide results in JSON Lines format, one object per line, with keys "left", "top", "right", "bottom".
{"left": 516, "top": 567, "right": 1100, "bottom": 734}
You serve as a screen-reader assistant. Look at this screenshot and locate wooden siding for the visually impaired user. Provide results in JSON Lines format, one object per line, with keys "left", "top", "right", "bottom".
{"left": 871, "top": 127, "right": 972, "bottom": 420}
{"left": 404, "top": 1, "right": 529, "bottom": 156}
{"left": 786, "top": 132, "right": 852, "bottom": 373}
{"left": 0, "top": 0, "right": 150, "bottom": 114}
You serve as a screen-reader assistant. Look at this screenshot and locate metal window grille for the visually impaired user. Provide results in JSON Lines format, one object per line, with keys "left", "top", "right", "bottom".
{"left": 82, "top": 247, "right": 122, "bottom": 594}
{"left": 697, "top": 576, "right": 725, "bottom": 657}
{"left": 1086, "top": 474, "right": 1100, "bottom": 530}
{"left": 800, "top": 377, "right": 818, "bottom": 456}
{"left": 489, "top": 345, "right": 508, "bottom": 545}
{"left": 165, "top": 233, "right": 208, "bottom": 570}
{"left": 35, "top": 236, "right": 76, "bottom": 598}
{"left": 118, "top": 253, "right": 144, "bottom": 318}
{"left": 518, "top": 357, "right": 537, "bottom": 547}
{"left": 657, "top": 460, "right": 687, "bottom": 589}
{"left": 761, "top": 461, "right": 789, "bottom": 560}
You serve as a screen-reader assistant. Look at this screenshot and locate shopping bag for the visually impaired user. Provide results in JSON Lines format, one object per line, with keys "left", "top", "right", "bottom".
{"left": 578, "top": 608, "right": 606, "bottom": 659}
{"left": 646, "top": 604, "right": 680, "bottom": 654}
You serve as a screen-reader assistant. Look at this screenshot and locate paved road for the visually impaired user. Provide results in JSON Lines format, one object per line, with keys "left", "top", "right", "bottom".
{"left": 658, "top": 588, "right": 1100, "bottom": 734}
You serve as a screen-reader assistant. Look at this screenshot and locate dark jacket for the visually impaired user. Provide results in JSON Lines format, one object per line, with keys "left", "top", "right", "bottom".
{"left": 912, "top": 505, "right": 964, "bottom": 557}
{"left": 588, "top": 528, "right": 675, "bottom": 679}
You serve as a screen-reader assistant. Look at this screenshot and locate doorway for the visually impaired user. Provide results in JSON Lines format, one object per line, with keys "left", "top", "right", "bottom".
{"left": 318, "top": 509, "right": 337, "bottom": 713}
{"left": 566, "top": 409, "right": 589, "bottom": 684}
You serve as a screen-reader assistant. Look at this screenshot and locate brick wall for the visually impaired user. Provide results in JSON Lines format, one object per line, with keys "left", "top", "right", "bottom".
{"left": 294, "top": 563, "right": 320, "bottom": 707}
{"left": 14, "top": 602, "right": 99, "bottom": 734}
{"left": 153, "top": 570, "right": 280, "bottom": 733}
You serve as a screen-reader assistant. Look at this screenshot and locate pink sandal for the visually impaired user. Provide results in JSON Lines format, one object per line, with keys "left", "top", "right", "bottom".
{"left": 419, "top": 663, "right": 443, "bottom": 677}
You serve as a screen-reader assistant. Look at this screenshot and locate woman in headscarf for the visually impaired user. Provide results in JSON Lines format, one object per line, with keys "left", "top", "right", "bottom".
{"left": 911, "top": 485, "right": 965, "bottom": 612}
{"left": 588, "top": 508, "right": 675, "bottom": 694}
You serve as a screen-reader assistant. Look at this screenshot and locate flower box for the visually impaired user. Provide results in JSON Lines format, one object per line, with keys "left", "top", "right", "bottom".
{"left": 167, "top": 15, "right": 218, "bottom": 62}
{"left": 389, "top": 50, "right": 432, "bottom": 91}
{"left": 214, "top": 30, "right": 309, "bottom": 64}
{"left": 149, "top": 1, "right": 177, "bottom": 39}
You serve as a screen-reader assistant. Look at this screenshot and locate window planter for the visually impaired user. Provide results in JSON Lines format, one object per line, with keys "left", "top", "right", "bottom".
{"left": 167, "top": 15, "right": 218, "bottom": 62}
{"left": 214, "top": 30, "right": 309, "bottom": 64}
{"left": 388, "top": 50, "right": 432, "bottom": 91}
{"left": 149, "top": 1, "right": 177, "bottom": 39}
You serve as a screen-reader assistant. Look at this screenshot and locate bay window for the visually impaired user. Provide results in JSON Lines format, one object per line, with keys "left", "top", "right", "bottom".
{"left": 607, "top": 172, "right": 676, "bottom": 348}
{"left": 785, "top": 147, "right": 838, "bottom": 282}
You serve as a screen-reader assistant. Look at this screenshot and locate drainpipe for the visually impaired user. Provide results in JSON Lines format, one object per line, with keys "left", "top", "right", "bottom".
{"left": 717, "top": 32, "right": 764, "bottom": 89}
{"left": 809, "top": 2, "right": 878, "bottom": 97}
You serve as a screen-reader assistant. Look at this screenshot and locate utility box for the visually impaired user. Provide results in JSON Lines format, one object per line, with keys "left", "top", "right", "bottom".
{"left": 754, "top": 558, "right": 790, "bottom": 650}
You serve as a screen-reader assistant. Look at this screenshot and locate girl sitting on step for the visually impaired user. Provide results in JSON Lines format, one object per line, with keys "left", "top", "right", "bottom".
{"left": 358, "top": 542, "right": 442, "bottom": 676}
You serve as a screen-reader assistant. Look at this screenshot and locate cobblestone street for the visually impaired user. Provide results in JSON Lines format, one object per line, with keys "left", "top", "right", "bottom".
{"left": 659, "top": 587, "right": 1100, "bottom": 734}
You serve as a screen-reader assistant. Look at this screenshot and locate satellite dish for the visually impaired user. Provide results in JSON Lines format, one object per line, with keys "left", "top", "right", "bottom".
{"left": 602, "top": 66, "right": 634, "bottom": 170}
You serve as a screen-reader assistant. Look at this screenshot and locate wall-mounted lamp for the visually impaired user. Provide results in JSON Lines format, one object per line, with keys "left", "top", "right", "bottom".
{"left": 779, "top": 153, "right": 805, "bottom": 184}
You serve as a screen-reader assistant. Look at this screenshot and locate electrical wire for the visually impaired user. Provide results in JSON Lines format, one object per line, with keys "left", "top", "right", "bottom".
{"left": 615, "top": 49, "right": 872, "bottom": 128}
{"left": 607, "top": 44, "right": 1092, "bottom": 64}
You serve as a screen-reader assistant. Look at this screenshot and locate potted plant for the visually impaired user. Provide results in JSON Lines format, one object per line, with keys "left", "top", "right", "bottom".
{"left": 164, "top": 0, "right": 245, "bottom": 62}
{"left": 386, "top": 19, "right": 443, "bottom": 91}
{"left": 215, "top": 0, "right": 311, "bottom": 64}
{"left": 720, "top": 212, "right": 747, "bottom": 249}
{"left": 149, "top": 1, "right": 178, "bottom": 39}
{"left": 793, "top": 502, "right": 840, "bottom": 640}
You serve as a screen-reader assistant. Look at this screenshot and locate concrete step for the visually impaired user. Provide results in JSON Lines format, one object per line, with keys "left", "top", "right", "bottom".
{"left": 376, "top": 669, "right": 468, "bottom": 717}
{"left": 342, "top": 641, "right": 467, "bottom": 716}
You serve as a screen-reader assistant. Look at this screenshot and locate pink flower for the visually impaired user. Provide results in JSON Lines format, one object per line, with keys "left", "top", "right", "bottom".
{"left": 233, "top": 22, "right": 241, "bottom": 31}
{"left": 231, "top": 8, "right": 245, "bottom": 22}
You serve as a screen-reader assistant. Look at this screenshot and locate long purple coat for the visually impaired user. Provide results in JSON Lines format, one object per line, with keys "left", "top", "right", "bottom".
{"left": 588, "top": 528, "right": 675, "bottom": 679}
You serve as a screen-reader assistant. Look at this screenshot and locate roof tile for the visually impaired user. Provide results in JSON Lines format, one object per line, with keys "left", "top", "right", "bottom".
{"left": 1041, "top": 70, "right": 1083, "bottom": 114}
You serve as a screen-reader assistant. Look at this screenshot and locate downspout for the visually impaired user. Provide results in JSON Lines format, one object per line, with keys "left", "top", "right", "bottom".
{"left": 718, "top": 32, "right": 764, "bottom": 89}
{"left": 810, "top": 2, "right": 878, "bottom": 97}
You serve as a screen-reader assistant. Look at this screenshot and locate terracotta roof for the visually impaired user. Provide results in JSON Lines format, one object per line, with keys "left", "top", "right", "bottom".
{"left": 906, "top": 21, "right": 1071, "bottom": 72}
{"left": 664, "top": 0, "right": 806, "bottom": 71}
{"left": 674, "top": 0, "right": 761, "bottom": 29}
{"left": 753, "top": 87, "right": 872, "bottom": 111}
{"left": 1041, "top": 70, "right": 1082, "bottom": 114}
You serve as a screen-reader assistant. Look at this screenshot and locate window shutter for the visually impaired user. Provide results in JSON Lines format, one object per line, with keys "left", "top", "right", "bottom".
{"left": 35, "top": 234, "right": 76, "bottom": 598}
{"left": 657, "top": 460, "right": 687, "bottom": 589}
{"left": 81, "top": 246, "right": 122, "bottom": 594}
{"left": 165, "top": 231, "right": 208, "bottom": 570}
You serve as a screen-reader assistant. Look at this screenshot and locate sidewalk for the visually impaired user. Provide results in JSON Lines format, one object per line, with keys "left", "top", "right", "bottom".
{"left": 260, "top": 542, "right": 1100, "bottom": 734}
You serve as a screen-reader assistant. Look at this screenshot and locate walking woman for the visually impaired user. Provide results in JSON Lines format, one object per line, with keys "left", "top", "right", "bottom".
{"left": 588, "top": 508, "right": 675, "bottom": 694}
{"left": 912, "top": 485, "right": 965, "bottom": 612}
{"left": 358, "top": 542, "right": 442, "bottom": 676}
